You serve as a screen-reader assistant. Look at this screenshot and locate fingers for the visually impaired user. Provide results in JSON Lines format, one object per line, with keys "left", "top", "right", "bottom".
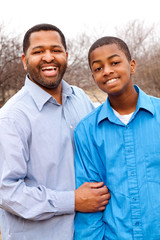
{"left": 88, "top": 181, "right": 104, "bottom": 188}
{"left": 75, "top": 182, "right": 111, "bottom": 212}
{"left": 94, "top": 199, "right": 110, "bottom": 212}
{"left": 99, "top": 192, "right": 111, "bottom": 201}
{"left": 98, "top": 185, "right": 110, "bottom": 195}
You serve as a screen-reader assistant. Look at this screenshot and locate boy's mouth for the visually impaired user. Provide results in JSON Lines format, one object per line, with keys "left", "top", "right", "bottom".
{"left": 106, "top": 78, "right": 119, "bottom": 84}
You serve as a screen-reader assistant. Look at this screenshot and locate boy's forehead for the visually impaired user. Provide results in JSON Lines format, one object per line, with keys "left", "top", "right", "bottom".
{"left": 90, "top": 44, "right": 123, "bottom": 61}
{"left": 92, "top": 44, "right": 121, "bottom": 56}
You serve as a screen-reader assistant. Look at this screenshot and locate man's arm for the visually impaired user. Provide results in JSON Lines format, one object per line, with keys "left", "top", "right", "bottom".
{"left": 75, "top": 181, "right": 110, "bottom": 212}
{"left": 0, "top": 116, "right": 110, "bottom": 222}
{"left": 0, "top": 118, "right": 74, "bottom": 221}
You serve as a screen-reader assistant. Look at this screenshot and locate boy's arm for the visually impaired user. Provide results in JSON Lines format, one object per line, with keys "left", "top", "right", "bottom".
{"left": 74, "top": 124, "right": 108, "bottom": 239}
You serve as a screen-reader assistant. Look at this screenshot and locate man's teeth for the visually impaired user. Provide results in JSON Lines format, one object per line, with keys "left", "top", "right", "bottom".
{"left": 107, "top": 78, "right": 118, "bottom": 83}
{"left": 42, "top": 66, "right": 57, "bottom": 71}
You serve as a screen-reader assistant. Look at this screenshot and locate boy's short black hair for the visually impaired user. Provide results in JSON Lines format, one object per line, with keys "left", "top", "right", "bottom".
{"left": 23, "top": 23, "right": 67, "bottom": 54}
{"left": 88, "top": 36, "right": 132, "bottom": 67}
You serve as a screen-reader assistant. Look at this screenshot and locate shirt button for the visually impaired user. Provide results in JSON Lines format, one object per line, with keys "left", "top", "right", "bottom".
{"left": 135, "top": 222, "right": 139, "bottom": 226}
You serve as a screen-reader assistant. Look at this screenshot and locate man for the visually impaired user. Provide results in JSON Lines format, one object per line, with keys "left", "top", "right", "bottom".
{"left": 74, "top": 36, "right": 160, "bottom": 239}
{"left": 0, "top": 24, "right": 110, "bottom": 240}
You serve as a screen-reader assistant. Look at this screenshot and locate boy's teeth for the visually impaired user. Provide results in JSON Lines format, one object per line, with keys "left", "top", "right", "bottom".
{"left": 108, "top": 78, "right": 117, "bottom": 83}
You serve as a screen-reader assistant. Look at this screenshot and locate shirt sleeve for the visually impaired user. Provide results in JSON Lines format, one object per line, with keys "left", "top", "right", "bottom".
{"left": 74, "top": 122, "right": 105, "bottom": 239}
{"left": 0, "top": 117, "right": 74, "bottom": 221}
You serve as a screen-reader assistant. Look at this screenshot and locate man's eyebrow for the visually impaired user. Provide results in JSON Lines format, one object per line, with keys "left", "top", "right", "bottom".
{"left": 91, "top": 54, "right": 120, "bottom": 66}
{"left": 32, "top": 45, "right": 62, "bottom": 50}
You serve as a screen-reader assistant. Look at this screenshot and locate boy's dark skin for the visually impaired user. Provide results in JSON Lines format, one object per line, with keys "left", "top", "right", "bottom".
{"left": 89, "top": 43, "right": 138, "bottom": 114}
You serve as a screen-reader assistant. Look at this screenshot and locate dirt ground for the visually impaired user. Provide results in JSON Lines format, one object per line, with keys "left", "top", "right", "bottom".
{"left": 83, "top": 86, "right": 107, "bottom": 104}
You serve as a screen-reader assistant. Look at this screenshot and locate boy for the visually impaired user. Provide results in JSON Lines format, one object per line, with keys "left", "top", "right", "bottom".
{"left": 74, "top": 36, "right": 160, "bottom": 239}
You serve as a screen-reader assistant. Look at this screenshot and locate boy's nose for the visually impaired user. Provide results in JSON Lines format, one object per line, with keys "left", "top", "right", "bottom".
{"left": 103, "top": 65, "right": 114, "bottom": 75}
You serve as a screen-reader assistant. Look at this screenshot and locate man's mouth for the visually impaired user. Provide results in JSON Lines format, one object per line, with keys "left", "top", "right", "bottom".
{"left": 41, "top": 65, "right": 59, "bottom": 77}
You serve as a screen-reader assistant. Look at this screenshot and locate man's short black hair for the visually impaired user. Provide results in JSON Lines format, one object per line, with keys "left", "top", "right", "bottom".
{"left": 23, "top": 23, "right": 67, "bottom": 54}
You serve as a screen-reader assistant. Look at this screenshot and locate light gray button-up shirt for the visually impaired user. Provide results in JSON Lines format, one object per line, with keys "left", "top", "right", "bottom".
{"left": 0, "top": 76, "right": 94, "bottom": 240}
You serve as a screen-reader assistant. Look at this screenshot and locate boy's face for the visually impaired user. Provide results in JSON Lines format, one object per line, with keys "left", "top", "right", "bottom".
{"left": 89, "top": 44, "right": 136, "bottom": 96}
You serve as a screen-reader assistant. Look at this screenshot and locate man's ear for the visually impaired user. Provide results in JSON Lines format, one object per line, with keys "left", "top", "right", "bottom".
{"left": 66, "top": 51, "right": 69, "bottom": 68}
{"left": 21, "top": 54, "right": 27, "bottom": 71}
{"left": 130, "top": 59, "right": 136, "bottom": 75}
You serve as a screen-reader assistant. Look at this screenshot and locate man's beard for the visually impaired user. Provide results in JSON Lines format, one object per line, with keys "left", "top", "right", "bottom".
{"left": 27, "top": 62, "right": 67, "bottom": 89}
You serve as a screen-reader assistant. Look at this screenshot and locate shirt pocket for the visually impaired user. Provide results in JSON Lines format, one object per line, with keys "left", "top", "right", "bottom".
{"left": 145, "top": 152, "right": 160, "bottom": 183}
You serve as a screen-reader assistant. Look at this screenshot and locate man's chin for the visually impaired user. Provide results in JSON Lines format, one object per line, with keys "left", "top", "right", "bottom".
{"left": 39, "top": 78, "right": 62, "bottom": 89}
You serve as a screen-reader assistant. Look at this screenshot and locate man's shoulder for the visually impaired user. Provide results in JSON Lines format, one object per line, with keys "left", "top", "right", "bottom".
{"left": 71, "top": 85, "right": 87, "bottom": 97}
{"left": 0, "top": 87, "right": 32, "bottom": 118}
{"left": 75, "top": 104, "right": 103, "bottom": 131}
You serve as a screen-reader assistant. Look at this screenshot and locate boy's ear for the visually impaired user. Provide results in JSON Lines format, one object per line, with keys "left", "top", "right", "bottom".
{"left": 92, "top": 73, "right": 96, "bottom": 83}
{"left": 130, "top": 59, "right": 136, "bottom": 75}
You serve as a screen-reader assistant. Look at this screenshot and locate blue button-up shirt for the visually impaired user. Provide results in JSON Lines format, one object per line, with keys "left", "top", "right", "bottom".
{"left": 74, "top": 86, "right": 160, "bottom": 240}
{"left": 0, "top": 76, "right": 94, "bottom": 240}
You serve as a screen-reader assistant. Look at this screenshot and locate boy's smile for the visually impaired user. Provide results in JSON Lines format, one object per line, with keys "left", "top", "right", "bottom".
{"left": 90, "top": 44, "right": 136, "bottom": 97}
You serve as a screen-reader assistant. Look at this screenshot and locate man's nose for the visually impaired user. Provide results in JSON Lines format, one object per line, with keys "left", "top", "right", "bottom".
{"left": 42, "top": 51, "right": 54, "bottom": 62}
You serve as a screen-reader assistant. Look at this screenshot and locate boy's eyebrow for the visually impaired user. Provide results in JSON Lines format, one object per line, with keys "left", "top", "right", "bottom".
{"left": 108, "top": 54, "right": 120, "bottom": 60}
{"left": 91, "top": 54, "right": 121, "bottom": 66}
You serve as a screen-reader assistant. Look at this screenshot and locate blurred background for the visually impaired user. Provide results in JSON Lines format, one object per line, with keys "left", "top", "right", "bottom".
{"left": 1, "top": 0, "right": 160, "bottom": 238}
{"left": 1, "top": 0, "right": 160, "bottom": 107}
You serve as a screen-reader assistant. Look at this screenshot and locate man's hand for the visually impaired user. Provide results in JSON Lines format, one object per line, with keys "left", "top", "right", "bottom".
{"left": 75, "top": 182, "right": 111, "bottom": 212}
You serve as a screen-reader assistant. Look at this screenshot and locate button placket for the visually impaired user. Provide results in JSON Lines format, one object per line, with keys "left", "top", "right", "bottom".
{"left": 124, "top": 126, "right": 143, "bottom": 239}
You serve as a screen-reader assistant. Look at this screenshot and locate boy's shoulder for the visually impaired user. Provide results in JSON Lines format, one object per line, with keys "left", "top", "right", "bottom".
{"left": 149, "top": 94, "right": 160, "bottom": 108}
{"left": 75, "top": 103, "right": 103, "bottom": 130}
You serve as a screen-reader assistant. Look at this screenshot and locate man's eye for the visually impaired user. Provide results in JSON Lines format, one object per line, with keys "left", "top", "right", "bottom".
{"left": 52, "top": 49, "right": 62, "bottom": 53}
{"left": 33, "top": 51, "right": 43, "bottom": 54}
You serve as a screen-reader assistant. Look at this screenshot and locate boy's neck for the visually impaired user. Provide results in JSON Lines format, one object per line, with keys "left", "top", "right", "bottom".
{"left": 109, "top": 86, "right": 138, "bottom": 115}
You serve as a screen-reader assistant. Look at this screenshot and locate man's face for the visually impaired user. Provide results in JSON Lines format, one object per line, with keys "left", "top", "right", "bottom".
{"left": 22, "top": 30, "right": 68, "bottom": 90}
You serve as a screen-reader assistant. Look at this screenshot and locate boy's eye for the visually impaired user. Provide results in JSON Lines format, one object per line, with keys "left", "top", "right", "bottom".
{"left": 112, "top": 61, "right": 120, "bottom": 66}
{"left": 94, "top": 67, "right": 102, "bottom": 72}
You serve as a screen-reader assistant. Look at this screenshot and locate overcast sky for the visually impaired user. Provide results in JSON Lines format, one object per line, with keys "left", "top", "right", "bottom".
{"left": 1, "top": 0, "right": 160, "bottom": 40}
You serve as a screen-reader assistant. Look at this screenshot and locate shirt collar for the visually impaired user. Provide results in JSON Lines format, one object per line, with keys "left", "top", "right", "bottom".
{"left": 24, "top": 75, "right": 75, "bottom": 111}
{"left": 98, "top": 85, "right": 155, "bottom": 124}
